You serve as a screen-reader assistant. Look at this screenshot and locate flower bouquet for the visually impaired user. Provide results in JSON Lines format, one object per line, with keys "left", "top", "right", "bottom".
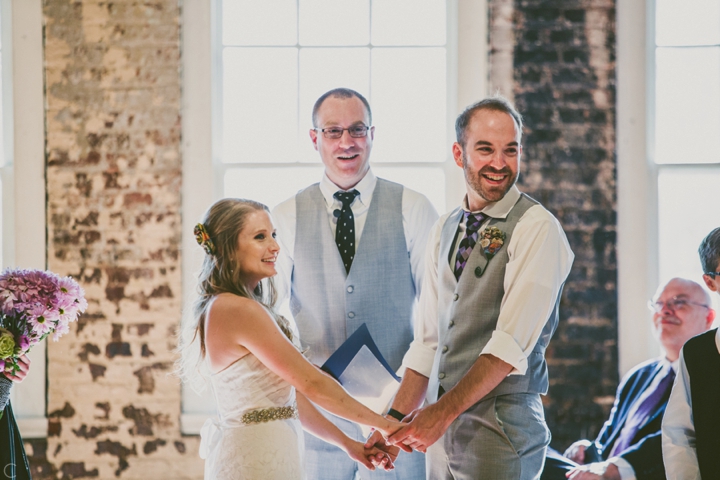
{"left": 0, "top": 268, "right": 87, "bottom": 417}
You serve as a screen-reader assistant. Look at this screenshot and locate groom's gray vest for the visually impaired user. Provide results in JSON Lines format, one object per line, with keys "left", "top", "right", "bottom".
{"left": 291, "top": 178, "right": 415, "bottom": 370}
{"left": 428, "top": 194, "right": 560, "bottom": 403}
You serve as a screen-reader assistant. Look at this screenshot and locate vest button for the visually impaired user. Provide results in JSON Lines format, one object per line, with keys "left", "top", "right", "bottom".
{"left": 453, "top": 293, "right": 459, "bottom": 301}
{"left": 438, "top": 372, "right": 446, "bottom": 379}
{"left": 348, "top": 312, "right": 355, "bottom": 318}
{"left": 347, "top": 285, "right": 354, "bottom": 293}
{"left": 449, "top": 320, "right": 455, "bottom": 327}
{"left": 442, "top": 345, "right": 448, "bottom": 353}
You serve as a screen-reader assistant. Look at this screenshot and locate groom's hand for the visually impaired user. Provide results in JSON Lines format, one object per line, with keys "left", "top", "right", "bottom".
{"left": 388, "top": 403, "right": 451, "bottom": 453}
{"left": 364, "top": 428, "right": 401, "bottom": 465}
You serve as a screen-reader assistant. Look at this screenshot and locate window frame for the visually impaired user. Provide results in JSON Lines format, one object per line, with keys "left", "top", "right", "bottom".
{"left": 5, "top": 0, "right": 49, "bottom": 438}
{"left": 617, "top": 0, "right": 720, "bottom": 377}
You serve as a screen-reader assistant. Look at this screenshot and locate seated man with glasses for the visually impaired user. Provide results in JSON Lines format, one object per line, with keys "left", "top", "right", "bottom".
{"left": 543, "top": 277, "right": 714, "bottom": 480}
{"left": 663, "top": 227, "right": 720, "bottom": 479}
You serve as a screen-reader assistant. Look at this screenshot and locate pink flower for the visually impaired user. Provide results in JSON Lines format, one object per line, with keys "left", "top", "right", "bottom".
{"left": 18, "top": 335, "right": 30, "bottom": 351}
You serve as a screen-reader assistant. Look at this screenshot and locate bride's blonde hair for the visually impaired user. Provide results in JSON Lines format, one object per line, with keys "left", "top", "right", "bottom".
{"left": 176, "top": 198, "right": 293, "bottom": 391}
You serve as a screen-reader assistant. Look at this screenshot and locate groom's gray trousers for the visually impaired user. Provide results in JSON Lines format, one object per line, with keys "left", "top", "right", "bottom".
{"left": 426, "top": 393, "right": 549, "bottom": 480}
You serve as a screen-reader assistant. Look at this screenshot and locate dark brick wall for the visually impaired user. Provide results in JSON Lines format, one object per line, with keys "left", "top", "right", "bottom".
{"left": 497, "top": 0, "right": 618, "bottom": 449}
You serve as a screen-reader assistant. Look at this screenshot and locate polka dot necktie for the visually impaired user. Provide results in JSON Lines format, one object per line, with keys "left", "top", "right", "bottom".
{"left": 333, "top": 190, "right": 360, "bottom": 274}
{"left": 453, "top": 211, "right": 486, "bottom": 281}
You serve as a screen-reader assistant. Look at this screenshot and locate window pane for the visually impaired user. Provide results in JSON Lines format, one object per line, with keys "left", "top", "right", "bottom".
{"left": 222, "top": 0, "right": 297, "bottom": 46}
{"left": 372, "top": 0, "right": 446, "bottom": 46}
{"left": 656, "top": 0, "right": 720, "bottom": 47}
{"left": 298, "top": 48, "right": 370, "bottom": 162}
{"left": 299, "top": 0, "right": 369, "bottom": 46}
{"left": 0, "top": 61, "right": 4, "bottom": 167}
{"left": 222, "top": 48, "right": 298, "bottom": 163}
{"left": 371, "top": 48, "right": 447, "bottom": 163}
{"left": 224, "top": 166, "right": 325, "bottom": 210}
{"left": 373, "top": 166, "right": 446, "bottom": 213}
{"left": 0, "top": 177, "right": 3, "bottom": 268}
{"left": 658, "top": 166, "right": 720, "bottom": 310}
{"left": 655, "top": 46, "right": 720, "bottom": 164}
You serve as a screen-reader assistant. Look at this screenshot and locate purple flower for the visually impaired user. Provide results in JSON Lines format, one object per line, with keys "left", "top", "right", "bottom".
{"left": 0, "top": 268, "right": 85, "bottom": 354}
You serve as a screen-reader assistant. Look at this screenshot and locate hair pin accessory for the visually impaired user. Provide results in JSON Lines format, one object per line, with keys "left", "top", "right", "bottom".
{"left": 194, "top": 223, "right": 216, "bottom": 255}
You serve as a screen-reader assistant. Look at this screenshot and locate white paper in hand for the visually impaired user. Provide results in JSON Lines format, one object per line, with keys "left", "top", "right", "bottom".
{"left": 338, "top": 345, "right": 400, "bottom": 437}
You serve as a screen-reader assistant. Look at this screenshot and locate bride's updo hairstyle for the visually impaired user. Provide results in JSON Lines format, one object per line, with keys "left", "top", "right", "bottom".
{"left": 177, "top": 198, "right": 292, "bottom": 389}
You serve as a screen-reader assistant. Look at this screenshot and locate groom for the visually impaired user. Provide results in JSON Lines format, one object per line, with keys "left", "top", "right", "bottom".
{"left": 376, "top": 96, "right": 573, "bottom": 479}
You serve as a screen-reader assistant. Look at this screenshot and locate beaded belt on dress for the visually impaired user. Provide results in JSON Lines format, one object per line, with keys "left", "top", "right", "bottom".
{"left": 241, "top": 403, "right": 298, "bottom": 425}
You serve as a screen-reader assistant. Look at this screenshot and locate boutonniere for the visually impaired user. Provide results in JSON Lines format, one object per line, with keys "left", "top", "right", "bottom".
{"left": 479, "top": 226, "right": 506, "bottom": 259}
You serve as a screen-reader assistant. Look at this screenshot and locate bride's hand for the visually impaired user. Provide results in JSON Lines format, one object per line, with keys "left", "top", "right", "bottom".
{"left": 377, "top": 417, "right": 403, "bottom": 439}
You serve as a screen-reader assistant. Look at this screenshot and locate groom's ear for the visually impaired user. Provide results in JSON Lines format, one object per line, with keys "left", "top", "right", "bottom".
{"left": 703, "top": 273, "right": 719, "bottom": 293}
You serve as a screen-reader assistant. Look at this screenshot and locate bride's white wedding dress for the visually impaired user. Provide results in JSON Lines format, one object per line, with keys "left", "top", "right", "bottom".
{"left": 199, "top": 353, "right": 306, "bottom": 479}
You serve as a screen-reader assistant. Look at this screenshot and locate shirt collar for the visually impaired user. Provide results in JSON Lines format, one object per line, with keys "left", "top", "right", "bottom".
{"left": 320, "top": 169, "right": 376, "bottom": 207}
{"left": 461, "top": 185, "right": 522, "bottom": 218}
{"left": 659, "top": 356, "right": 678, "bottom": 374}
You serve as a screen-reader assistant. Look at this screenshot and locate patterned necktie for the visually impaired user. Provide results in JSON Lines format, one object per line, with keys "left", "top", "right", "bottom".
{"left": 453, "top": 211, "right": 486, "bottom": 280}
{"left": 609, "top": 366, "right": 676, "bottom": 456}
{"left": 333, "top": 190, "right": 360, "bottom": 274}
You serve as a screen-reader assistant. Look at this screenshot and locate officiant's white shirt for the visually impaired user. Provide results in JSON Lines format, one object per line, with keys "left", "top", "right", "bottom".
{"left": 273, "top": 169, "right": 439, "bottom": 310}
{"left": 402, "top": 185, "right": 574, "bottom": 377}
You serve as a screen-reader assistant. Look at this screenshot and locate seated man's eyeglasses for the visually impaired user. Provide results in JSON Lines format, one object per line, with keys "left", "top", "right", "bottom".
{"left": 647, "top": 296, "right": 710, "bottom": 314}
{"left": 705, "top": 271, "right": 720, "bottom": 278}
{"left": 315, "top": 124, "right": 371, "bottom": 139}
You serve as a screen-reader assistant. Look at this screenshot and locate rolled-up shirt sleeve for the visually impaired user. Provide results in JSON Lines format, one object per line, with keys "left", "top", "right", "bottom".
{"left": 480, "top": 206, "right": 573, "bottom": 375}
{"left": 400, "top": 215, "right": 444, "bottom": 377}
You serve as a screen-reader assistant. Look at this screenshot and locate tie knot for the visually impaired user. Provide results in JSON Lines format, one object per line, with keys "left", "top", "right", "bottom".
{"left": 464, "top": 211, "right": 485, "bottom": 233}
{"left": 334, "top": 190, "right": 359, "bottom": 207}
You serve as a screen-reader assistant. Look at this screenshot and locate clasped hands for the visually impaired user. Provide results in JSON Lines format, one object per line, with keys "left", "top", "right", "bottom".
{"left": 364, "top": 403, "right": 452, "bottom": 469}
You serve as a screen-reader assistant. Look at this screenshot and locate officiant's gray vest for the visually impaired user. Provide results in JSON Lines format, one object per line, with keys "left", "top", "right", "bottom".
{"left": 428, "top": 194, "right": 560, "bottom": 403}
{"left": 291, "top": 178, "right": 415, "bottom": 371}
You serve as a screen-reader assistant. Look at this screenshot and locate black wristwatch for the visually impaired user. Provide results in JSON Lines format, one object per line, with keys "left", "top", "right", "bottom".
{"left": 386, "top": 408, "right": 406, "bottom": 421}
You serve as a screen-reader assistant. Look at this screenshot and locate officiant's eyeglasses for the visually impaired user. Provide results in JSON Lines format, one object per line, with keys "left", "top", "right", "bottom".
{"left": 648, "top": 296, "right": 710, "bottom": 314}
{"left": 705, "top": 271, "right": 720, "bottom": 278}
{"left": 315, "top": 124, "right": 371, "bottom": 139}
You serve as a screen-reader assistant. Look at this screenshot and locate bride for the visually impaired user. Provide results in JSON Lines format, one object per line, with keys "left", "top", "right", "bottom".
{"left": 178, "top": 198, "right": 399, "bottom": 479}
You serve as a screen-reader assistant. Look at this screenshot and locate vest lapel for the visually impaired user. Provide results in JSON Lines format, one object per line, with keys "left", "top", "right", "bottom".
{"left": 305, "top": 185, "right": 348, "bottom": 279}
{"left": 440, "top": 208, "right": 464, "bottom": 285}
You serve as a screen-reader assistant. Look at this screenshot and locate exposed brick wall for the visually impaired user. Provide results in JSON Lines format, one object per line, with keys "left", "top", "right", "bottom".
{"left": 33, "top": 0, "right": 201, "bottom": 478}
{"left": 490, "top": 0, "right": 618, "bottom": 449}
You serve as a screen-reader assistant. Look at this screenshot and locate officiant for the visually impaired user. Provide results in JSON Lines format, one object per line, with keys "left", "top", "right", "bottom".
{"left": 384, "top": 96, "right": 574, "bottom": 479}
{"left": 273, "top": 87, "right": 437, "bottom": 480}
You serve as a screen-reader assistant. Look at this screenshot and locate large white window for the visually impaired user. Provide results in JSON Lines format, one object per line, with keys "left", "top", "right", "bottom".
{"left": 654, "top": 0, "right": 720, "bottom": 289}
{"left": 617, "top": 0, "right": 720, "bottom": 375}
{"left": 3, "top": 0, "right": 48, "bottom": 438}
{"left": 217, "top": 0, "right": 455, "bottom": 214}
{"left": 181, "top": 0, "right": 488, "bottom": 433}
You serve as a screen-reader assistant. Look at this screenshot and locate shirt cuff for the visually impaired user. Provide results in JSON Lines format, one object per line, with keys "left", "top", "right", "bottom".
{"left": 400, "top": 340, "right": 436, "bottom": 378}
{"left": 608, "top": 456, "right": 635, "bottom": 480}
{"left": 479, "top": 330, "right": 528, "bottom": 375}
